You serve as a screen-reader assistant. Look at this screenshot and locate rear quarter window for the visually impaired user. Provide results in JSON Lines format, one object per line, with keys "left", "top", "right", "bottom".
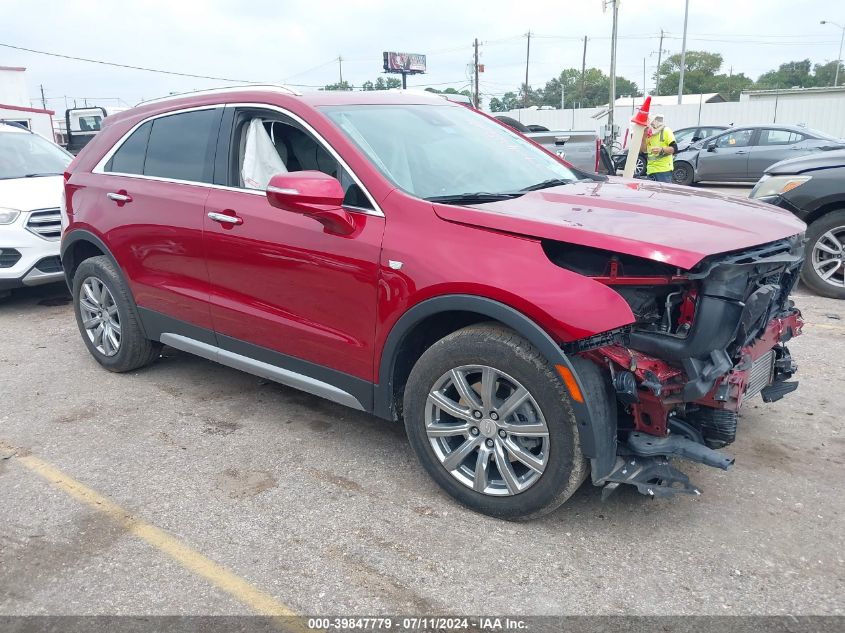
{"left": 105, "top": 121, "right": 151, "bottom": 174}
{"left": 143, "top": 109, "right": 219, "bottom": 183}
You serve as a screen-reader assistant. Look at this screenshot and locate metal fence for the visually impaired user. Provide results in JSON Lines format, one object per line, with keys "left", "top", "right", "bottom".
{"left": 502, "top": 97, "right": 845, "bottom": 142}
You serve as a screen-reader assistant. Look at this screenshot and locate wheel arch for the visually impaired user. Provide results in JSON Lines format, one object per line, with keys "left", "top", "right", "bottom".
{"left": 61, "top": 229, "right": 119, "bottom": 288}
{"left": 801, "top": 200, "right": 845, "bottom": 227}
{"left": 373, "top": 295, "right": 617, "bottom": 481}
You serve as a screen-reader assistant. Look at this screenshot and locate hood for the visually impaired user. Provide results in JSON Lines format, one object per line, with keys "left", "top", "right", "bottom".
{"left": 766, "top": 148, "right": 845, "bottom": 175}
{"left": 433, "top": 179, "right": 806, "bottom": 270}
{"left": 0, "top": 176, "right": 65, "bottom": 211}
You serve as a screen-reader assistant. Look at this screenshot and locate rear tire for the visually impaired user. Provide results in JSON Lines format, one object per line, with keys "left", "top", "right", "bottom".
{"left": 800, "top": 211, "right": 845, "bottom": 299}
{"left": 673, "top": 161, "right": 695, "bottom": 186}
{"left": 72, "top": 256, "right": 161, "bottom": 372}
{"left": 402, "top": 323, "right": 588, "bottom": 520}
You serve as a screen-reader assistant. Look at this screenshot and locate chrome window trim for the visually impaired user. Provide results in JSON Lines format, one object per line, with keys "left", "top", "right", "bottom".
{"left": 92, "top": 102, "right": 385, "bottom": 218}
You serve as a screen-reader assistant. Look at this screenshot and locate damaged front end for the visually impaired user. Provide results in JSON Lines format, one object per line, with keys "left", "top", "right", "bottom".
{"left": 550, "top": 234, "right": 805, "bottom": 498}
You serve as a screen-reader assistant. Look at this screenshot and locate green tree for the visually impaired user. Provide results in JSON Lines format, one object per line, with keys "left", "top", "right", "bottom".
{"left": 425, "top": 86, "right": 472, "bottom": 98}
{"left": 322, "top": 80, "right": 353, "bottom": 91}
{"left": 489, "top": 92, "right": 520, "bottom": 112}
{"left": 811, "top": 60, "right": 845, "bottom": 87}
{"left": 711, "top": 72, "right": 753, "bottom": 101}
{"left": 655, "top": 50, "right": 726, "bottom": 95}
{"left": 755, "top": 59, "right": 814, "bottom": 89}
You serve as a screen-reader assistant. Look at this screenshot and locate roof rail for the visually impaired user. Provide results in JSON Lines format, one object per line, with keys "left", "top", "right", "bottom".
{"left": 136, "top": 84, "right": 302, "bottom": 107}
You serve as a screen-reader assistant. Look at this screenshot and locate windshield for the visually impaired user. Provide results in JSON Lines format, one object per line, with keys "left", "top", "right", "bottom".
{"left": 0, "top": 131, "right": 72, "bottom": 180}
{"left": 674, "top": 128, "right": 695, "bottom": 144}
{"left": 321, "top": 104, "right": 578, "bottom": 200}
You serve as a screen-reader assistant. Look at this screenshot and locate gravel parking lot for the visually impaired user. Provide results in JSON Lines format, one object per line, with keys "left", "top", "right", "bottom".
{"left": 1, "top": 278, "right": 842, "bottom": 617}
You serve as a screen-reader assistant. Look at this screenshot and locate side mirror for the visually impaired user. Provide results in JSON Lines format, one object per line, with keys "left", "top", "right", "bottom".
{"left": 706, "top": 142, "right": 717, "bottom": 152}
{"left": 266, "top": 171, "right": 355, "bottom": 235}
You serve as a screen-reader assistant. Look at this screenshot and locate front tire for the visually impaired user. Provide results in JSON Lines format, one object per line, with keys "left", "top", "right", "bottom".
{"left": 673, "top": 161, "right": 695, "bottom": 186}
{"left": 72, "top": 256, "right": 160, "bottom": 372}
{"left": 403, "top": 324, "right": 588, "bottom": 520}
{"left": 801, "top": 211, "right": 845, "bottom": 299}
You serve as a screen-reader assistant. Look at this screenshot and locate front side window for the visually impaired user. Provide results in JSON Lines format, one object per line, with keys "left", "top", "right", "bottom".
{"left": 0, "top": 130, "right": 71, "bottom": 180}
{"left": 144, "top": 109, "right": 219, "bottom": 183}
{"left": 714, "top": 129, "right": 753, "bottom": 148}
{"left": 236, "top": 112, "right": 372, "bottom": 210}
{"left": 321, "top": 104, "right": 577, "bottom": 200}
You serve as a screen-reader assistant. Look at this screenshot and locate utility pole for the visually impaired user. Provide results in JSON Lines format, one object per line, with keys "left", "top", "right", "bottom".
{"left": 643, "top": 58, "right": 647, "bottom": 97}
{"left": 39, "top": 84, "right": 47, "bottom": 110}
{"left": 607, "top": 0, "right": 619, "bottom": 144}
{"left": 473, "top": 38, "right": 480, "bottom": 109}
{"left": 338, "top": 56, "right": 343, "bottom": 85}
{"left": 580, "top": 36, "right": 587, "bottom": 108}
{"left": 523, "top": 31, "right": 531, "bottom": 108}
{"left": 678, "top": 0, "right": 690, "bottom": 104}
{"left": 655, "top": 29, "right": 665, "bottom": 95}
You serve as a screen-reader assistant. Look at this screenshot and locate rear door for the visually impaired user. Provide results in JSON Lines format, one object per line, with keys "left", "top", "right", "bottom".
{"left": 695, "top": 128, "right": 754, "bottom": 181}
{"left": 202, "top": 106, "right": 385, "bottom": 393}
{"left": 747, "top": 128, "right": 808, "bottom": 179}
{"left": 94, "top": 107, "right": 222, "bottom": 332}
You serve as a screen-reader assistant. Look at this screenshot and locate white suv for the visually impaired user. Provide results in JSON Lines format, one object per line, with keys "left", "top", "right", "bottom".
{"left": 0, "top": 122, "right": 72, "bottom": 298}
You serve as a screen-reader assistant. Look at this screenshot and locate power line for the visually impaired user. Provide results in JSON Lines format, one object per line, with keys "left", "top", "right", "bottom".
{"left": 0, "top": 41, "right": 257, "bottom": 83}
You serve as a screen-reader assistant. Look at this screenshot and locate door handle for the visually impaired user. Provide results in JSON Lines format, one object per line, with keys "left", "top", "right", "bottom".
{"left": 207, "top": 211, "right": 243, "bottom": 226}
{"left": 735, "top": 151, "right": 748, "bottom": 154}
{"left": 106, "top": 192, "right": 132, "bottom": 203}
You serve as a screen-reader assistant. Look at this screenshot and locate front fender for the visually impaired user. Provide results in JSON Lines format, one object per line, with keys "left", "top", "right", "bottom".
{"left": 374, "top": 295, "right": 618, "bottom": 482}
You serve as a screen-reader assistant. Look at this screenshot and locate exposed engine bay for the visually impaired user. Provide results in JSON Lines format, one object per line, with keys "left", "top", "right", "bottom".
{"left": 546, "top": 234, "right": 805, "bottom": 498}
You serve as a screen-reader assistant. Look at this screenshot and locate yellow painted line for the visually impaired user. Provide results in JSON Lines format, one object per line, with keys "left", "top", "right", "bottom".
{"left": 804, "top": 322, "right": 845, "bottom": 331}
{"left": 0, "top": 440, "right": 300, "bottom": 622}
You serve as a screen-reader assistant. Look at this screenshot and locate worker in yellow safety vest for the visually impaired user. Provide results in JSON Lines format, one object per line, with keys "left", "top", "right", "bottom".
{"left": 640, "top": 113, "right": 678, "bottom": 183}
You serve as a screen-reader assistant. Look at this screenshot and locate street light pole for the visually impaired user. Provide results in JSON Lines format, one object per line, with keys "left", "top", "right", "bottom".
{"left": 607, "top": 0, "right": 619, "bottom": 144}
{"left": 678, "top": 0, "right": 690, "bottom": 104}
{"left": 820, "top": 20, "right": 845, "bottom": 87}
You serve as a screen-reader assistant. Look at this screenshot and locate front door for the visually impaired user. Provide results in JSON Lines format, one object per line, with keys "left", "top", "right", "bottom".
{"left": 696, "top": 128, "right": 754, "bottom": 181}
{"left": 203, "top": 107, "right": 385, "bottom": 391}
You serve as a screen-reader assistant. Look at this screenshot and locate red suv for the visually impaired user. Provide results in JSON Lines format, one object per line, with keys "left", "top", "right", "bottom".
{"left": 62, "top": 86, "right": 805, "bottom": 519}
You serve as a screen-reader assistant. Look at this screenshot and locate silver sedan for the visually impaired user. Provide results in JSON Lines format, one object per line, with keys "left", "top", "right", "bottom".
{"left": 672, "top": 124, "right": 844, "bottom": 185}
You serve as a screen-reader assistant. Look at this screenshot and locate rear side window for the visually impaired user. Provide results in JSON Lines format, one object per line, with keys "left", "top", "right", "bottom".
{"left": 144, "top": 109, "right": 219, "bottom": 183}
{"left": 105, "top": 121, "right": 151, "bottom": 175}
{"left": 759, "top": 129, "right": 805, "bottom": 146}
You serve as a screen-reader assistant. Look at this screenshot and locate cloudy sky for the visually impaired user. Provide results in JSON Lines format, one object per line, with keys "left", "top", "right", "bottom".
{"left": 1, "top": 0, "right": 842, "bottom": 110}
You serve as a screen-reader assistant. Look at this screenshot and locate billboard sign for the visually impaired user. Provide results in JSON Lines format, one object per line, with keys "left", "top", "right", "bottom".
{"left": 383, "top": 52, "right": 427, "bottom": 74}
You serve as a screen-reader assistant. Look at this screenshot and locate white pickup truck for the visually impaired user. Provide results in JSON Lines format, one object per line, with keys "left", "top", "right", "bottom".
{"left": 494, "top": 116, "right": 611, "bottom": 174}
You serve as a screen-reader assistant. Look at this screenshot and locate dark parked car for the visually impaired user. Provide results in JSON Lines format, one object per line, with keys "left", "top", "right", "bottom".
{"left": 750, "top": 149, "right": 845, "bottom": 299}
{"left": 62, "top": 87, "right": 804, "bottom": 519}
{"left": 673, "top": 124, "right": 844, "bottom": 185}
{"left": 612, "top": 125, "right": 727, "bottom": 177}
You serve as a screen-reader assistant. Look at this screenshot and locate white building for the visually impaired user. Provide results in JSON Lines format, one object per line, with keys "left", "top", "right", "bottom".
{"left": 0, "top": 66, "right": 57, "bottom": 141}
{"left": 740, "top": 85, "right": 845, "bottom": 103}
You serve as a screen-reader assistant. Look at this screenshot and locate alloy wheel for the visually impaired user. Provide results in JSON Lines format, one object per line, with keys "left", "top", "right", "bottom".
{"left": 78, "top": 276, "right": 121, "bottom": 356}
{"left": 811, "top": 227, "right": 845, "bottom": 289}
{"left": 425, "top": 365, "right": 550, "bottom": 496}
